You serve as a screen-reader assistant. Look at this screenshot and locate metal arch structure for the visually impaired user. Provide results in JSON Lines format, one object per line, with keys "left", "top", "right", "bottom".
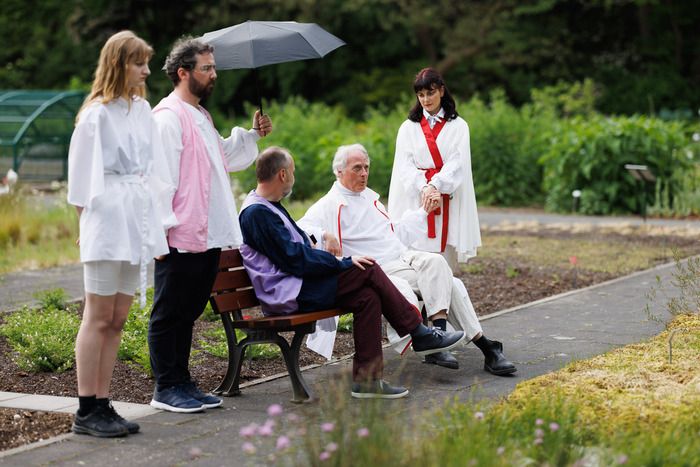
{"left": 0, "top": 90, "right": 85, "bottom": 181}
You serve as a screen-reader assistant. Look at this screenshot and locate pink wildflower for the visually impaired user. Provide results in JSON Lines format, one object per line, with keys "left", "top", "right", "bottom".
{"left": 357, "top": 427, "right": 370, "bottom": 438}
{"left": 321, "top": 422, "right": 335, "bottom": 432}
{"left": 267, "top": 404, "right": 283, "bottom": 417}
{"left": 242, "top": 442, "right": 256, "bottom": 454}
{"left": 549, "top": 422, "right": 560, "bottom": 432}
{"left": 534, "top": 438, "right": 543, "bottom": 446}
{"left": 535, "top": 428, "right": 544, "bottom": 438}
{"left": 474, "top": 411, "right": 485, "bottom": 420}
{"left": 276, "top": 435, "right": 291, "bottom": 450}
{"left": 326, "top": 442, "right": 338, "bottom": 452}
{"left": 535, "top": 418, "right": 544, "bottom": 426}
{"left": 496, "top": 446, "right": 505, "bottom": 456}
{"left": 319, "top": 452, "right": 331, "bottom": 461}
{"left": 239, "top": 424, "right": 257, "bottom": 438}
{"left": 258, "top": 424, "right": 274, "bottom": 436}
{"left": 617, "top": 455, "right": 628, "bottom": 465}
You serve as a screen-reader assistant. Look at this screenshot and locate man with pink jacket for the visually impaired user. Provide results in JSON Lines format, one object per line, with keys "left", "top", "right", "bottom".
{"left": 149, "top": 37, "right": 272, "bottom": 413}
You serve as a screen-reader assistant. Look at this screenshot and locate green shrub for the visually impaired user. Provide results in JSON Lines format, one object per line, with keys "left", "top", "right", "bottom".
{"left": 34, "top": 288, "right": 69, "bottom": 311}
{"left": 467, "top": 90, "right": 547, "bottom": 206}
{"left": 0, "top": 301, "right": 80, "bottom": 373}
{"left": 199, "top": 326, "right": 281, "bottom": 360}
{"left": 337, "top": 313, "right": 353, "bottom": 332}
{"left": 541, "top": 114, "right": 692, "bottom": 214}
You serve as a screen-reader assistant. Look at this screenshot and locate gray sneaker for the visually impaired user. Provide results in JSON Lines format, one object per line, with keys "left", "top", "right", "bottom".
{"left": 351, "top": 380, "right": 409, "bottom": 399}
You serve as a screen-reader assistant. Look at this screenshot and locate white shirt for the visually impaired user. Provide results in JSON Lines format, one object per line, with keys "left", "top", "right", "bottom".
{"left": 298, "top": 182, "right": 427, "bottom": 265}
{"left": 388, "top": 113, "right": 481, "bottom": 261}
{"left": 67, "top": 97, "right": 171, "bottom": 264}
{"left": 153, "top": 100, "right": 260, "bottom": 250}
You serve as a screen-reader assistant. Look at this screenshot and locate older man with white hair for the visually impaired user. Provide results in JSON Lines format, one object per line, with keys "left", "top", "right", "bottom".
{"left": 299, "top": 143, "right": 516, "bottom": 375}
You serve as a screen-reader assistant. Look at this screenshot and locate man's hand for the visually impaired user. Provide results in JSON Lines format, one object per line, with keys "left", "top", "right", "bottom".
{"left": 421, "top": 186, "right": 441, "bottom": 213}
{"left": 350, "top": 255, "right": 375, "bottom": 270}
{"left": 253, "top": 110, "right": 273, "bottom": 137}
{"left": 323, "top": 232, "right": 342, "bottom": 256}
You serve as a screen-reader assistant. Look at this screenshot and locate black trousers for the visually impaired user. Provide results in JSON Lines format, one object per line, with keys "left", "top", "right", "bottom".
{"left": 148, "top": 247, "right": 221, "bottom": 390}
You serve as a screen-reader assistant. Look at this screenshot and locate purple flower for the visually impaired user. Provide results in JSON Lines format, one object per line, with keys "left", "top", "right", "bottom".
{"left": 287, "top": 413, "right": 299, "bottom": 422}
{"left": 239, "top": 424, "right": 257, "bottom": 438}
{"left": 474, "top": 411, "right": 485, "bottom": 420}
{"left": 534, "top": 438, "right": 543, "bottom": 446}
{"left": 267, "top": 404, "right": 283, "bottom": 417}
{"left": 549, "top": 422, "right": 560, "bottom": 432}
{"left": 356, "top": 427, "right": 370, "bottom": 438}
{"left": 326, "top": 442, "right": 338, "bottom": 452}
{"left": 276, "top": 435, "right": 291, "bottom": 450}
{"left": 321, "top": 422, "right": 335, "bottom": 432}
{"left": 242, "top": 442, "right": 256, "bottom": 454}
{"left": 535, "top": 428, "right": 544, "bottom": 438}
{"left": 535, "top": 418, "right": 544, "bottom": 426}
{"left": 319, "top": 452, "right": 331, "bottom": 461}
{"left": 258, "top": 424, "right": 274, "bottom": 436}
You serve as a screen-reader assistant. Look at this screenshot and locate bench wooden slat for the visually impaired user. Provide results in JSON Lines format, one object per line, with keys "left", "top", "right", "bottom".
{"left": 211, "top": 269, "right": 252, "bottom": 292}
{"left": 230, "top": 308, "right": 343, "bottom": 329}
{"left": 211, "top": 289, "right": 259, "bottom": 313}
{"left": 218, "top": 248, "right": 243, "bottom": 269}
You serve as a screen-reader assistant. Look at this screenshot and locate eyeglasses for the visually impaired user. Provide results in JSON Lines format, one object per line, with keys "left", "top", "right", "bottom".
{"left": 186, "top": 64, "right": 216, "bottom": 74}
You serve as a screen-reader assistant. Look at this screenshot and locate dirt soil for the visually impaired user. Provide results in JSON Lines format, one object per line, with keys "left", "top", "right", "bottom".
{"left": 1, "top": 228, "right": 697, "bottom": 451}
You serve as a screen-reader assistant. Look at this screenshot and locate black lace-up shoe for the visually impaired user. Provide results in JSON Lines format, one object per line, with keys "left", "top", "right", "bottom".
{"left": 105, "top": 403, "right": 140, "bottom": 434}
{"left": 72, "top": 406, "right": 129, "bottom": 438}
{"left": 412, "top": 328, "right": 465, "bottom": 356}
{"left": 351, "top": 380, "right": 409, "bottom": 399}
{"left": 484, "top": 340, "right": 517, "bottom": 376}
{"left": 423, "top": 351, "right": 459, "bottom": 369}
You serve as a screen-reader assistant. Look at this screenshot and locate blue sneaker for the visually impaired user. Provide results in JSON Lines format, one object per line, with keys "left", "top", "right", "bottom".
{"left": 150, "top": 385, "right": 204, "bottom": 413}
{"left": 181, "top": 382, "right": 223, "bottom": 409}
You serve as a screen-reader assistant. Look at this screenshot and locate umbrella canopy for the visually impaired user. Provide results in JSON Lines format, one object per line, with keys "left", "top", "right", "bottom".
{"left": 201, "top": 20, "right": 346, "bottom": 70}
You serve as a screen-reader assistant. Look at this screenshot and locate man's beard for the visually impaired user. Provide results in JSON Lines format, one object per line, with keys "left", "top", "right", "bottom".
{"left": 189, "top": 76, "right": 215, "bottom": 100}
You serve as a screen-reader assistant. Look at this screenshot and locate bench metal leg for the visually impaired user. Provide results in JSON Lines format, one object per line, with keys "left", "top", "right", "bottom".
{"left": 213, "top": 312, "right": 245, "bottom": 396}
{"left": 272, "top": 330, "right": 314, "bottom": 403}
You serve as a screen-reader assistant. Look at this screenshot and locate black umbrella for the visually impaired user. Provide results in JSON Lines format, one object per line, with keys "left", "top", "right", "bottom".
{"left": 200, "top": 20, "right": 346, "bottom": 113}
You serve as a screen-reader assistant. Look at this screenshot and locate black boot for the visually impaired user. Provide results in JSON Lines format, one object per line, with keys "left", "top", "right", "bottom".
{"left": 474, "top": 336, "right": 516, "bottom": 376}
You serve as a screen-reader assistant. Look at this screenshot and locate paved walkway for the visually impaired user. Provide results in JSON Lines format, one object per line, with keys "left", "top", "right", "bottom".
{"left": 0, "top": 255, "right": 682, "bottom": 465}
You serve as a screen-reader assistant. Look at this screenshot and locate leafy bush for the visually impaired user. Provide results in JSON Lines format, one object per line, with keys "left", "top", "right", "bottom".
{"left": 199, "top": 326, "right": 281, "bottom": 360}
{"left": 466, "top": 90, "right": 548, "bottom": 206}
{"left": 0, "top": 289, "right": 80, "bottom": 372}
{"left": 541, "top": 114, "right": 692, "bottom": 214}
{"left": 337, "top": 313, "right": 353, "bottom": 333}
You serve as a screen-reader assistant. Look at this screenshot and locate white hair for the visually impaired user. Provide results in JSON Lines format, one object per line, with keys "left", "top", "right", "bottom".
{"left": 332, "top": 144, "right": 370, "bottom": 178}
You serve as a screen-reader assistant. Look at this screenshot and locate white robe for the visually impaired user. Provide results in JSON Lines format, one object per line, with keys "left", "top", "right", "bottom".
{"left": 67, "top": 97, "right": 173, "bottom": 305}
{"left": 388, "top": 116, "right": 481, "bottom": 262}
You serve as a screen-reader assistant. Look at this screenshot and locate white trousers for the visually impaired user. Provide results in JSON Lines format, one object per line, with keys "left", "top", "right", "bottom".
{"left": 383, "top": 250, "right": 483, "bottom": 341}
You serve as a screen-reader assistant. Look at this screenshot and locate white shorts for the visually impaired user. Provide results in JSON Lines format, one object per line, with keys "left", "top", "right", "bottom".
{"left": 84, "top": 261, "right": 139, "bottom": 296}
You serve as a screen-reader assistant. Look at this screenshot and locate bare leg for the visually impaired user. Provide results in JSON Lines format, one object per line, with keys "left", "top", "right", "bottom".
{"left": 96, "top": 293, "right": 133, "bottom": 398}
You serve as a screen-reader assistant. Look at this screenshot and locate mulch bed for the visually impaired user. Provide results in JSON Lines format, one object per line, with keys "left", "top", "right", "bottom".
{"left": 1, "top": 228, "right": 696, "bottom": 451}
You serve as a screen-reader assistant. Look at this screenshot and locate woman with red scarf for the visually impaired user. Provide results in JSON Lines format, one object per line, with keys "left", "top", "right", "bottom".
{"left": 388, "top": 68, "right": 481, "bottom": 273}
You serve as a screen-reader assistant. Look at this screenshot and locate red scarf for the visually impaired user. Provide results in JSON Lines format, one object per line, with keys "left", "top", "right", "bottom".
{"left": 419, "top": 116, "right": 449, "bottom": 252}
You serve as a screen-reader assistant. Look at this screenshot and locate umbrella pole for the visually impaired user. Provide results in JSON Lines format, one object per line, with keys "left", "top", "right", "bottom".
{"left": 253, "top": 68, "right": 263, "bottom": 115}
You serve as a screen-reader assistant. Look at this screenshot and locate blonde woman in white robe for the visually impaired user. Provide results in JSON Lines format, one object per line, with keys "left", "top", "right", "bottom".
{"left": 388, "top": 67, "right": 481, "bottom": 273}
{"left": 67, "top": 31, "right": 172, "bottom": 438}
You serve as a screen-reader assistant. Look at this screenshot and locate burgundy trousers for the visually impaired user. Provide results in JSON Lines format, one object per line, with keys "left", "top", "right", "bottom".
{"left": 334, "top": 264, "right": 422, "bottom": 382}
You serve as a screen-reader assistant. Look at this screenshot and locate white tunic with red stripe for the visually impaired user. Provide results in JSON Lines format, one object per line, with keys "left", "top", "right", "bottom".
{"left": 388, "top": 113, "right": 481, "bottom": 262}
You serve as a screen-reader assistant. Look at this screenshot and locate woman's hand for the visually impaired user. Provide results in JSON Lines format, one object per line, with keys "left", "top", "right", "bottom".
{"left": 350, "top": 255, "right": 375, "bottom": 270}
{"left": 323, "top": 232, "right": 342, "bottom": 256}
{"left": 421, "top": 185, "right": 441, "bottom": 213}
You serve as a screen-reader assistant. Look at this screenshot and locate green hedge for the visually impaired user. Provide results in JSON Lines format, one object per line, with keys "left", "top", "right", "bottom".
{"left": 219, "top": 90, "right": 696, "bottom": 216}
{"left": 541, "top": 115, "right": 692, "bottom": 214}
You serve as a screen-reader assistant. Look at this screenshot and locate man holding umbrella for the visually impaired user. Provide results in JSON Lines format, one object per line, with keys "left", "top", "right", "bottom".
{"left": 149, "top": 37, "right": 272, "bottom": 413}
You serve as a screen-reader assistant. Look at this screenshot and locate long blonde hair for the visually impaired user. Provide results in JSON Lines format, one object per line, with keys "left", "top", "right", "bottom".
{"left": 78, "top": 31, "right": 153, "bottom": 119}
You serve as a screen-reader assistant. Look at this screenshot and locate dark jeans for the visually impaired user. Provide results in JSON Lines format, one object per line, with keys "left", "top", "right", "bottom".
{"left": 334, "top": 264, "right": 422, "bottom": 382}
{"left": 148, "top": 247, "right": 221, "bottom": 390}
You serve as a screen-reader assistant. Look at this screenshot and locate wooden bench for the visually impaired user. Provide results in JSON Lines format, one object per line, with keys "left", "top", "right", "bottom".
{"left": 208, "top": 248, "right": 344, "bottom": 403}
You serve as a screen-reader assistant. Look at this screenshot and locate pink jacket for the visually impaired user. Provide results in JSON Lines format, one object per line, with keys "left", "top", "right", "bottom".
{"left": 153, "top": 94, "right": 228, "bottom": 252}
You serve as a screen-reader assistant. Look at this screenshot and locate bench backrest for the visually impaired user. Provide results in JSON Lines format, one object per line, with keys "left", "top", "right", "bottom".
{"left": 210, "top": 249, "right": 259, "bottom": 315}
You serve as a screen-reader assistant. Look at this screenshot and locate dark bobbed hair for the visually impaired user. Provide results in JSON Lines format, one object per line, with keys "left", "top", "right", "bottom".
{"left": 163, "top": 37, "right": 214, "bottom": 85}
{"left": 408, "top": 67, "right": 458, "bottom": 122}
{"left": 256, "top": 146, "right": 293, "bottom": 182}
